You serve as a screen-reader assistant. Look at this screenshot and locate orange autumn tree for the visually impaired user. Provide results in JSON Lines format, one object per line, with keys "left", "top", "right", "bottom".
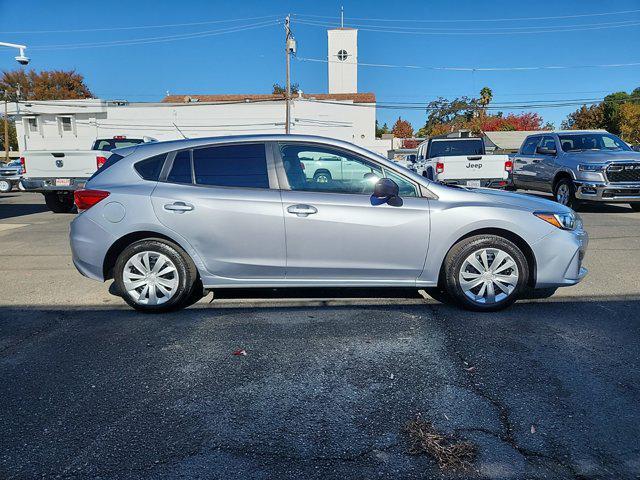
{"left": 391, "top": 117, "right": 414, "bottom": 137}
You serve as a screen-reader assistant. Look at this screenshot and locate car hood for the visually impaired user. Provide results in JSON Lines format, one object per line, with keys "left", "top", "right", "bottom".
{"left": 563, "top": 149, "right": 640, "bottom": 163}
{"left": 434, "top": 184, "right": 571, "bottom": 213}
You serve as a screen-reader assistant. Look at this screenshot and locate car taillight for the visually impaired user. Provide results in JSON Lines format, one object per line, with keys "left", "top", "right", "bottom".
{"left": 436, "top": 162, "right": 444, "bottom": 174}
{"left": 504, "top": 160, "right": 513, "bottom": 172}
{"left": 74, "top": 189, "right": 110, "bottom": 211}
{"left": 96, "top": 156, "right": 108, "bottom": 169}
{"left": 19, "top": 157, "right": 26, "bottom": 174}
{"left": 113, "top": 135, "right": 126, "bottom": 140}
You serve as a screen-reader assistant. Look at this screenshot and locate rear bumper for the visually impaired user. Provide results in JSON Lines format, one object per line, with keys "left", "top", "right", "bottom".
{"left": 70, "top": 215, "right": 115, "bottom": 281}
{"left": 22, "top": 177, "right": 88, "bottom": 192}
{"left": 440, "top": 178, "right": 512, "bottom": 189}
{"left": 575, "top": 181, "right": 640, "bottom": 202}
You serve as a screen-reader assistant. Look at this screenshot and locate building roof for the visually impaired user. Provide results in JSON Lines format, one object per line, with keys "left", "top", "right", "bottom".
{"left": 161, "top": 92, "right": 376, "bottom": 104}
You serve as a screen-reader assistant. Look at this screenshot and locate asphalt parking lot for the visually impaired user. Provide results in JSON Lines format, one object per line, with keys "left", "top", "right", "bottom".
{"left": 1, "top": 192, "right": 639, "bottom": 479}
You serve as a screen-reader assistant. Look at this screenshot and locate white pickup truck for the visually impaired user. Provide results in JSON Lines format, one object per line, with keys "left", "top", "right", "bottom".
{"left": 415, "top": 137, "right": 512, "bottom": 188}
{"left": 21, "top": 136, "right": 155, "bottom": 212}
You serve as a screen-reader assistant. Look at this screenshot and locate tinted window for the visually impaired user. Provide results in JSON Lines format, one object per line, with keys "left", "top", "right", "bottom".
{"left": 167, "top": 150, "right": 192, "bottom": 184}
{"left": 558, "top": 133, "right": 631, "bottom": 152}
{"left": 193, "top": 144, "right": 269, "bottom": 188}
{"left": 428, "top": 139, "right": 484, "bottom": 158}
{"left": 88, "top": 153, "right": 124, "bottom": 181}
{"left": 134, "top": 154, "right": 166, "bottom": 181}
{"left": 521, "top": 137, "right": 541, "bottom": 155}
{"left": 540, "top": 136, "right": 556, "bottom": 151}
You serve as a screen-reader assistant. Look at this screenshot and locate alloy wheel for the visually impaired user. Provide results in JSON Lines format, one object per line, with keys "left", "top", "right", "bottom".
{"left": 122, "top": 251, "right": 179, "bottom": 305}
{"left": 459, "top": 248, "right": 519, "bottom": 305}
{"left": 556, "top": 183, "right": 570, "bottom": 205}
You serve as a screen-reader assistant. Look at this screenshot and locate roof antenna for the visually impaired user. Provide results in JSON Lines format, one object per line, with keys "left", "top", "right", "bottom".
{"left": 340, "top": 6, "right": 344, "bottom": 28}
{"left": 172, "top": 122, "right": 188, "bottom": 139}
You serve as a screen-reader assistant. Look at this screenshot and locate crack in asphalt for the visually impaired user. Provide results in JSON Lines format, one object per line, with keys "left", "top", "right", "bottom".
{"left": 426, "top": 304, "right": 584, "bottom": 479}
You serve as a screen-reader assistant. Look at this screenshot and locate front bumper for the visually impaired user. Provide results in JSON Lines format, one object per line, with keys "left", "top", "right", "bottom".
{"left": 575, "top": 181, "right": 640, "bottom": 202}
{"left": 531, "top": 227, "right": 589, "bottom": 288}
{"left": 22, "top": 177, "right": 87, "bottom": 192}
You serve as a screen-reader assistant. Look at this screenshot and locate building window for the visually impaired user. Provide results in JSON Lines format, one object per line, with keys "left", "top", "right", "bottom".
{"left": 57, "top": 116, "right": 75, "bottom": 136}
{"left": 24, "top": 117, "right": 40, "bottom": 137}
{"left": 337, "top": 49, "right": 348, "bottom": 61}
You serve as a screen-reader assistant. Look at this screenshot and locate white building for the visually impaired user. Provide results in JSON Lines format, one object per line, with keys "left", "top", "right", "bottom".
{"left": 9, "top": 27, "right": 391, "bottom": 156}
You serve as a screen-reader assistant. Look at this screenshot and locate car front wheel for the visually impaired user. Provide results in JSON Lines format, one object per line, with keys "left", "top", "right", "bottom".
{"left": 114, "top": 239, "right": 198, "bottom": 313}
{"left": 554, "top": 178, "right": 581, "bottom": 210}
{"left": 443, "top": 235, "right": 529, "bottom": 312}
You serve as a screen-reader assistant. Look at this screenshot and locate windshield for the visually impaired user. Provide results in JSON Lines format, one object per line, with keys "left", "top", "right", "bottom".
{"left": 558, "top": 133, "right": 631, "bottom": 152}
{"left": 428, "top": 139, "right": 484, "bottom": 158}
{"left": 92, "top": 139, "right": 145, "bottom": 151}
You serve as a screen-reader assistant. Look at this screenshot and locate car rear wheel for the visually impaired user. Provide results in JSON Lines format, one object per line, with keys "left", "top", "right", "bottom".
{"left": 554, "top": 178, "right": 581, "bottom": 210}
{"left": 629, "top": 203, "right": 640, "bottom": 212}
{"left": 43, "top": 192, "right": 75, "bottom": 213}
{"left": 443, "top": 235, "right": 529, "bottom": 312}
{"left": 0, "top": 179, "right": 13, "bottom": 193}
{"left": 114, "top": 239, "right": 198, "bottom": 313}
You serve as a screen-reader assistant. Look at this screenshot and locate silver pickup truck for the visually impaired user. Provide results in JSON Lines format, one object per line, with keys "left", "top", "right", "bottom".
{"left": 512, "top": 130, "right": 640, "bottom": 211}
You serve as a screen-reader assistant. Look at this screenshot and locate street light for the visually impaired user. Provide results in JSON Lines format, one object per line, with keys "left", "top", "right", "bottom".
{"left": 0, "top": 42, "right": 30, "bottom": 65}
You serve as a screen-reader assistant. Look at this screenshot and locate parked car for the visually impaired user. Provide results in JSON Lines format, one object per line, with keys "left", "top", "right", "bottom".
{"left": 70, "top": 135, "right": 588, "bottom": 313}
{"left": 0, "top": 159, "right": 25, "bottom": 193}
{"left": 21, "top": 136, "right": 156, "bottom": 212}
{"left": 512, "top": 130, "right": 640, "bottom": 211}
{"left": 415, "top": 137, "right": 512, "bottom": 188}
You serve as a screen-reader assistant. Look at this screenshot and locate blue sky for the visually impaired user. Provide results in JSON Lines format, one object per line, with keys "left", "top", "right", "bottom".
{"left": 1, "top": 0, "right": 639, "bottom": 131}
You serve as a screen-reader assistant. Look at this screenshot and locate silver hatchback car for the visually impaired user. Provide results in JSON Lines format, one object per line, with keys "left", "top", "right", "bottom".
{"left": 70, "top": 135, "right": 588, "bottom": 313}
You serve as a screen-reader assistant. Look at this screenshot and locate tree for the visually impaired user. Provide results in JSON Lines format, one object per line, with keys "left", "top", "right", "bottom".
{"left": 478, "top": 87, "right": 493, "bottom": 117}
{"left": 0, "top": 69, "right": 93, "bottom": 100}
{"left": 272, "top": 82, "right": 299, "bottom": 95}
{"left": 619, "top": 102, "right": 640, "bottom": 144}
{"left": 375, "top": 120, "right": 390, "bottom": 138}
{"left": 0, "top": 115, "right": 18, "bottom": 151}
{"left": 417, "top": 96, "right": 476, "bottom": 137}
{"left": 391, "top": 117, "right": 413, "bottom": 137}
{"left": 561, "top": 104, "right": 605, "bottom": 130}
{"left": 481, "top": 112, "right": 544, "bottom": 131}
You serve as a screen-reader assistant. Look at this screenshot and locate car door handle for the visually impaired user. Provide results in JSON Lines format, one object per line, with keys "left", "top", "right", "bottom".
{"left": 532, "top": 159, "right": 541, "bottom": 163}
{"left": 164, "top": 201, "right": 194, "bottom": 213}
{"left": 287, "top": 204, "right": 317, "bottom": 217}
{"left": 515, "top": 159, "right": 526, "bottom": 164}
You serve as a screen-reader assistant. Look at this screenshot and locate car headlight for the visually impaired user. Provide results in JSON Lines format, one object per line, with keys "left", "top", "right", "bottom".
{"left": 534, "top": 211, "right": 582, "bottom": 231}
{"left": 577, "top": 163, "right": 607, "bottom": 172}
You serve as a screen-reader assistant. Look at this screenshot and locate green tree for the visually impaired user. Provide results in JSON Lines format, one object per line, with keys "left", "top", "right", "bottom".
{"left": 272, "top": 82, "right": 299, "bottom": 95}
{"left": 375, "top": 120, "right": 390, "bottom": 138}
{"left": 561, "top": 104, "right": 605, "bottom": 130}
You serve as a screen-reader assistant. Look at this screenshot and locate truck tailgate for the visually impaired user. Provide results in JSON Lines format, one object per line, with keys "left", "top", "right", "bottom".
{"left": 436, "top": 155, "right": 509, "bottom": 181}
{"left": 23, "top": 151, "right": 102, "bottom": 178}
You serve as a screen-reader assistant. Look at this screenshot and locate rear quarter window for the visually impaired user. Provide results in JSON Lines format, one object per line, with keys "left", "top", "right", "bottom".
{"left": 134, "top": 154, "right": 166, "bottom": 181}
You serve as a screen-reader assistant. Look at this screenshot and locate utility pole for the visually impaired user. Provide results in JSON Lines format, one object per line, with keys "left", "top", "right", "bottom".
{"left": 3, "top": 94, "right": 8, "bottom": 162}
{"left": 284, "top": 15, "right": 296, "bottom": 134}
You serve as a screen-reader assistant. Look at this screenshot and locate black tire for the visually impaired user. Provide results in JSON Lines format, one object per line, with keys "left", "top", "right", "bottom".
{"left": 313, "top": 170, "right": 332, "bottom": 183}
{"left": 0, "top": 179, "right": 13, "bottom": 193}
{"left": 43, "top": 192, "right": 75, "bottom": 213}
{"left": 114, "top": 239, "right": 198, "bottom": 313}
{"left": 553, "top": 178, "right": 581, "bottom": 210}
{"left": 629, "top": 203, "right": 640, "bottom": 212}
{"left": 443, "top": 234, "right": 529, "bottom": 312}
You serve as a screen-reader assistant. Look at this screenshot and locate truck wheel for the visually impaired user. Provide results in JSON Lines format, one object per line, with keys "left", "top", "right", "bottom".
{"left": 553, "top": 178, "right": 581, "bottom": 210}
{"left": 0, "top": 179, "right": 13, "bottom": 193}
{"left": 443, "top": 234, "right": 528, "bottom": 312}
{"left": 313, "top": 171, "right": 331, "bottom": 183}
{"left": 630, "top": 203, "right": 640, "bottom": 212}
{"left": 43, "top": 192, "right": 75, "bottom": 213}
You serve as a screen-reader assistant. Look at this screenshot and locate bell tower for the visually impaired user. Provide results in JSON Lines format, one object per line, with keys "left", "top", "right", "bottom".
{"left": 327, "top": 27, "right": 358, "bottom": 94}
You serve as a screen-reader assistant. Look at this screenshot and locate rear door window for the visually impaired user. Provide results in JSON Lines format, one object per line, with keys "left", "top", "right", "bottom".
{"left": 167, "top": 150, "right": 192, "bottom": 184}
{"left": 193, "top": 143, "right": 269, "bottom": 189}
{"left": 521, "top": 137, "right": 541, "bottom": 155}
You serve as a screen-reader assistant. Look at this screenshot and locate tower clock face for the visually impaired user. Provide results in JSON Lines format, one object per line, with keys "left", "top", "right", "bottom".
{"left": 337, "top": 49, "right": 348, "bottom": 61}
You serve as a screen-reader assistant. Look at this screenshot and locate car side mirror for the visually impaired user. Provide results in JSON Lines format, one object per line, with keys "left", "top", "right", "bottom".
{"left": 372, "top": 178, "right": 402, "bottom": 206}
{"left": 536, "top": 146, "right": 557, "bottom": 156}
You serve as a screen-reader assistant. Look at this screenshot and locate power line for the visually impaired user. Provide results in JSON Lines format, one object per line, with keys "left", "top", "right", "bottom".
{"left": 296, "top": 56, "right": 640, "bottom": 72}
{"left": 292, "top": 8, "right": 640, "bottom": 23}
{"left": 0, "top": 14, "right": 284, "bottom": 34}
{"left": 295, "top": 18, "right": 640, "bottom": 35}
{"left": 30, "top": 20, "right": 280, "bottom": 50}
